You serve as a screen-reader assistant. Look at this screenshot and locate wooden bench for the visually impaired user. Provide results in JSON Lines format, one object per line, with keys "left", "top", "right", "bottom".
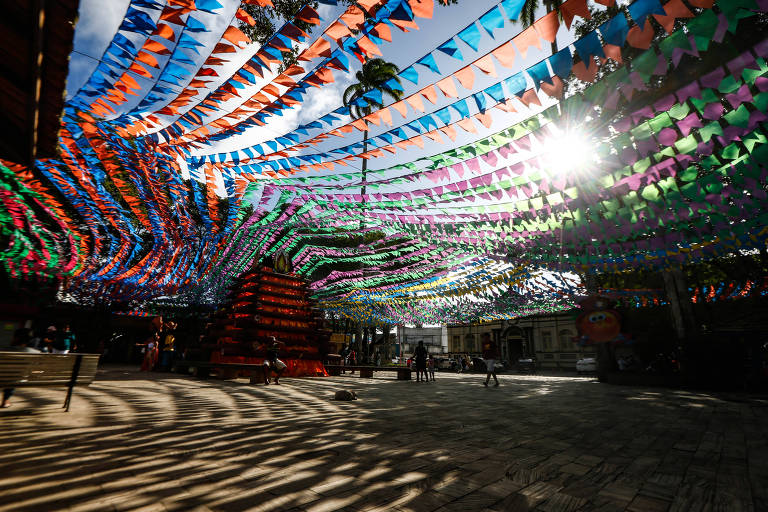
{"left": 0, "top": 352, "right": 100, "bottom": 411}
{"left": 174, "top": 360, "right": 268, "bottom": 384}
{"left": 325, "top": 365, "right": 412, "bottom": 380}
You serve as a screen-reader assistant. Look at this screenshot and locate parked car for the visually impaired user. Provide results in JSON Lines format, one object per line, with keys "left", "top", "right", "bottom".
{"left": 436, "top": 358, "right": 455, "bottom": 370}
{"left": 576, "top": 357, "right": 597, "bottom": 374}
{"left": 516, "top": 358, "right": 537, "bottom": 374}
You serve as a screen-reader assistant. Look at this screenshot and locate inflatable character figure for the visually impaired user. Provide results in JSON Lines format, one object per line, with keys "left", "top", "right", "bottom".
{"left": 575, "top": 296, "right": 627, "bottom": 345}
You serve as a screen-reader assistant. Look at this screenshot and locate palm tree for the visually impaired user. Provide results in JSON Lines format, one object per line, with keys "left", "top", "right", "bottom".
{"left": 342, "top": 58, "right": 402, "bottom": 362}
{"left": 342, "top": 58, "right": 403, "bottom": 202}
{"left": 519, "top": 0, "right": 565, "bottom": 55}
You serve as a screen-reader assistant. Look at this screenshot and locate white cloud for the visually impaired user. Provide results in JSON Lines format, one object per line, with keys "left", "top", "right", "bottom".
{"left": 66, "top": 0, "right": 131, "bottom": 98}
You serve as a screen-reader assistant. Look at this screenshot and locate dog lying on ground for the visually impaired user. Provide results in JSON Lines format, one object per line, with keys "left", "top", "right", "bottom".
{"left": 334, "top": 390, "right": 358, "bottom": 401}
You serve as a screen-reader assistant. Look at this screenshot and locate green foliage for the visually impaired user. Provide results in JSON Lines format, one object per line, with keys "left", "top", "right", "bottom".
{"left": 342, "top": 58, "right": 403, "bottom": 119}
{"left": 519, "top": 0, "right": 564, "bottom": 29}
{"left": 238, "top": 1, "right": 459, "bottom": 71}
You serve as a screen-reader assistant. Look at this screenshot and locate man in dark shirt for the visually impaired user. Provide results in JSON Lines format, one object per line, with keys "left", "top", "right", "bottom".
{"left": 481, "top": 332, "right": 500, "bottom": 387}
{"left": 414, "top": 340, "right": 428, "bottom": 382}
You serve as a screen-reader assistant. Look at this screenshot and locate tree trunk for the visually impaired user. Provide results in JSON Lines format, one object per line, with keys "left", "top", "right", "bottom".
{"left": 662, "top": 268, "right": 698, "bottom": 341}
{"left": 362, "top": 131, "right": 368, "bottom": 194}
{"left": 355, "top": 322, "right": 363, "bottom": 357}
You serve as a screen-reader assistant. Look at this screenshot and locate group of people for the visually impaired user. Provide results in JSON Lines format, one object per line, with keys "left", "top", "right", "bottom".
{"left": 412, "top": 333, "right": 501, "bottom": 387}
{"left": 7, "top": 324, "right": 76, "bottom": 355}
{"left": 140, "top": 319, "right": 177, "bottom": 372}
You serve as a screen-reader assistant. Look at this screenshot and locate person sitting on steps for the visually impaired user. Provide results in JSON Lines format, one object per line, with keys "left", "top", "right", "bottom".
{"left": 263, "top": 337, "right": 287, "bottom": 385}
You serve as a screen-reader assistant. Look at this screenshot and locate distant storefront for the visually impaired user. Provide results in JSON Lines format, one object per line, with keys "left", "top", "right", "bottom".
{"left": 447, "top": 312, "right": 595, "bottom": 370}
{"left": 397, "top": 326, "right": 447, "bottom": 356}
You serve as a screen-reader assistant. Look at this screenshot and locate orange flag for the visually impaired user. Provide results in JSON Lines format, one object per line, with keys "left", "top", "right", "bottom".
{"left": 357, "top": 0, "right": 383, "bottom": 14}
{"left": 540, "top": 76, "right": 564, "bottom": 99}
{"left": 390, "top": 100, "right": 408, "bottom": 118}
{"left": 371, "top": 22, "right": 392, "bottom": 42}
{"left": 475, "top": 112, "right": 493, "bottom": 129}
{"left": 357, "top": 35, "right": 383, "bottom": 57}
{"left": 513, "top": 26, "right": 542, "bottom": 58}
{"left": 533, "top": 10, "right": 559, "bottom": 43}
{"left": 495, "top": 99, "right": 517, "bottom": 113}
{"left": 351, "top": 118, "right": 368, "bottom": 131}
{"left": 128, "top": 62, "right": 153, "bottom": 78}
{"left": 143, "top": 39, "right": 171, "bottom": 55}
{"left": 136, "top": 50, "right": 160, "bottom": 68}
{"left": 474, "top": 54, "right": 497, "bottom": 77}
{"left": 420, "top": 85, "right": 438, "bottom": 104}
{"left": 236, "top": 8, "right": 256, "bottom": 26}
{"left": 436, "top": 76, "right": 458, "bottom": 98}
{"left": 409, "top": 0, "right": 434, "bottom": 18}
{"left": 454, "top": 66, "right": 475, "bottom": 90}
{"left": 603, "top": 44, "right": 622, "bottom": 63}
{"left": 572, "top": 58, "right": 599, "bottom": 82}
{"left": 626, "top": 22, "right": 654, "bottom": 49}
{"left": 244, "top": 0, "right": 274, "bottom": 7}
{"left": 406, "top": 94, "right": 425, "bottom": 112}
{"left": 653, "top": 0, "right": 693, "bottom": 34}
{"left": 456, "top": 118, "right": 477, "bottom": 134}
{"left": 560, "top": 0, "right": 591, "bottom": 29}
{"left": 340, "top": 5, "right": 365, "bottom": 29}
{"left": 300, "top": 37, "right": 332, "bottom": 60}
{"left": 519, "top": 89, "right": 541, "bottom": 107}
{"left": 326, "top": 21, "right": 352, "bottom": 45}
{"left": 379, "top": 107, "right": 393, "bottom": 126}
{"left": 491, "top": 41, "right": 516, "bottom": 68}
{"left": 222, "top": 26, "right": 250, "bottom": 48}
{"left": 364, "top": 111, "right": 381, "bottom": 126}
{"left": 154, "top": 23, "right": 176, "bottom": 42}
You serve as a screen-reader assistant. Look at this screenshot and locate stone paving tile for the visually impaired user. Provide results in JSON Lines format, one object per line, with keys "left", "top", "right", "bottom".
{"left": 1, "top": 367, "right": 766, "bottom": 512}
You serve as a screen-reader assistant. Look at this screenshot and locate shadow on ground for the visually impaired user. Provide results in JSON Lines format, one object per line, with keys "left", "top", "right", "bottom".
{"left": 1, "top": 366, "right": 766, "bottom": 512}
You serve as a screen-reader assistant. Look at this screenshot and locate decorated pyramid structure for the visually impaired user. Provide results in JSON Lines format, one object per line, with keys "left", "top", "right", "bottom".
{"left": 207, "top": 259, "right": 331, "bottom": 377}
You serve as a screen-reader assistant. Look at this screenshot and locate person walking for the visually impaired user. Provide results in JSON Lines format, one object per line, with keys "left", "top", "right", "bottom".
{"left": 141, "top": 332, "right": 160, "bottom": 371}
{"left": 414, "top": 340, "right": 428, "bottom": 382}
{"left": 339, "top": 343, "right": 349, "bottom": 374}
{"left": 427, "top": 354, "right": 436, "bottom": 382}
{"left": 2, "top": 329, "right": 40, "bottom": 408}
{"left": 347, "top": 347, "right": 357, "bottom": 374}
{"left": 481, "top": 332, "right": 500, "bottom": 387}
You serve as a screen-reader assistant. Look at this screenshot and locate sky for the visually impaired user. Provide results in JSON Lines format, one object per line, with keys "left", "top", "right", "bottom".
{"left": 65, "top": 0, "right": 616, "bottom": 204}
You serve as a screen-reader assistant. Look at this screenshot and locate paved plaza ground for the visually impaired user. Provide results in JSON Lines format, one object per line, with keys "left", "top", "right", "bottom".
{"left": 1, "top": 367, "right": 767, "bottom": 512}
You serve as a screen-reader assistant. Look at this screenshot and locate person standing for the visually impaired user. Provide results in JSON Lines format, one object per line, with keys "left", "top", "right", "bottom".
{"left": 427, "top": 354, "right": 436, "bottom": 382}
{"left": 141, "top": 332, "right": 160, "bottom": 371}
{"left": 41, "top": 326, "right": 57, "bottom": 353}
{"left": 2, "top": 329, "right": 40, "bottom": 408}
{"left": 53, "top": 324, "right": 76, "bottom": 354}
{"left": 159, "top": 321, "right": 176, "bottom": 371}
{"left": 414, "top": 340, "right": 428, "bottom": 382}
{"left": 481, "top": 332, "right": 500, "bottom": 387}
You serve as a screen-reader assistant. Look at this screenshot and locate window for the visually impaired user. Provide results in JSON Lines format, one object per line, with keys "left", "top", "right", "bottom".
{"left": 465, "top": 334, "right": 475, "bottom": 353}
{"left": 541, "top": 331, "right": 552, "bottom": 351}
{"left": 558, "top": 329, "right": 574, "bottom": 350}
{"left": 452, "top": 335, "right": 460, "bottom": 351}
